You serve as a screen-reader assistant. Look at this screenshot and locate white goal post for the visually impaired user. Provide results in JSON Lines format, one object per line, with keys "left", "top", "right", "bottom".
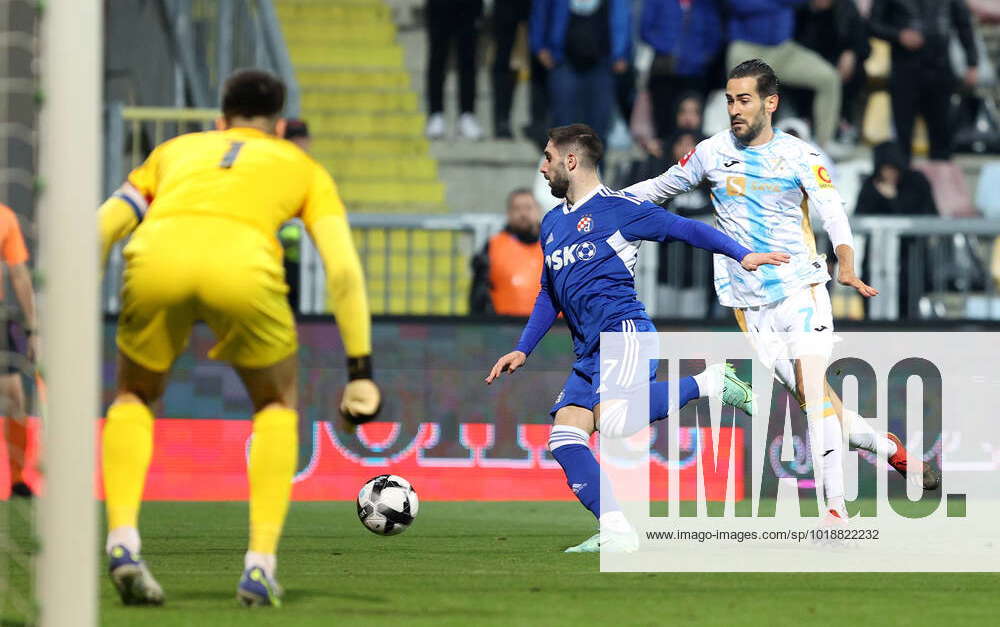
{"left": 37, "top": 1, "right": 101, "bottom": 625}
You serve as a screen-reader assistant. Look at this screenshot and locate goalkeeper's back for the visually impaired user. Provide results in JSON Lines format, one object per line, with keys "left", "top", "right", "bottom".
{"left": 106, "top": 127, "right": 344, "bottom": 261}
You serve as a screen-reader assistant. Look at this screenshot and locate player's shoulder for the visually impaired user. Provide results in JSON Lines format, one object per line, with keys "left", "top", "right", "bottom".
{"left": 596, "top": 186, "right": 645, "bottom": 208}
{"left": 684, "top": 130, "right": 733, "bottom": 166}
{"left": 770, "top": 130, "right": 819, "bottom": 161}
{"left": 541, "top": 204, "right": 563, "bottom": 225}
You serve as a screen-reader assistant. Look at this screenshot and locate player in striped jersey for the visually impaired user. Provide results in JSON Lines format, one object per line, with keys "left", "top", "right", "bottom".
{"left": 486, "top": 124, "right": 789, "bottom": 552}
{"left": 625, "top": 59, "right": 939, "bottom": 524}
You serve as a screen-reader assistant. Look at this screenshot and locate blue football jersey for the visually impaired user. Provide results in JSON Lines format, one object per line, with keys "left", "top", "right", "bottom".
{"left": 539, "top": 185, "right": 701, "bottom": 358}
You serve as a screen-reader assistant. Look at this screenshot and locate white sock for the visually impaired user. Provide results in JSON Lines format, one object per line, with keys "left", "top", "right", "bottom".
{"left": 844, "top": 409, "right": 897, "bottom": 457}
{"left": 599, "top": 510, "right": 632, "bottom": 534}
{"left": 245, "top": 551, "right": 277, "bottom": 579}
{"left": 694, "top": 363, "right": 724, "bottom": 398}
{"left": 805, "top": 404, "right": 847, "bottom": 517}
{"left": 106, "top": 526, "right": 141, "bottom": 555}
{"left": 820, "top": 415, "right": 846, "bottom": 509}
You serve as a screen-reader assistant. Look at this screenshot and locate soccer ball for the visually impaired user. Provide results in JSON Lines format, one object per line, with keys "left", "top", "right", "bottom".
{"left": 356, "top": 474, "right": 419, "bottom": 536}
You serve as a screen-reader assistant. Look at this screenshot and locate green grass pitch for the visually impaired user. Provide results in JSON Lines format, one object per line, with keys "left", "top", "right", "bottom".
{"left": 85, "top": 502, "right": 1000, "bottom": 626}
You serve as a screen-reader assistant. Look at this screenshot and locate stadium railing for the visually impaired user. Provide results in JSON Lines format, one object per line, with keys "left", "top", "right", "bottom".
{"left": 651, "top": 216, "right": 1000, "bottom": 321}
{"left": 145, "top": 0, "right": 299, "bottom": 113}
{"left": 101, "top": 112, "right": 1000, "bottom": 322}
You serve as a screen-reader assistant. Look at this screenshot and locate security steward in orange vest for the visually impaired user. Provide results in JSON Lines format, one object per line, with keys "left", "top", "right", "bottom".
{"left": 470, "top": 188, "right": 544, "bottom": 315}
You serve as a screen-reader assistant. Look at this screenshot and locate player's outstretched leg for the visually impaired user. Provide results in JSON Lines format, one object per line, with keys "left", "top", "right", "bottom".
{"left": 886, "top": 432, "right": 941, "bottom": 490}
{"left": 235, "top": 356, "right": 299, "bottom": 607}
{"left": 551, "top": 406, "right": 637, "bottom": 553}
{"left": 103, "top": 353, "right": 166, "bottom": 605}
{"left": 827, "top": 391, "right": 941, "bottom": 491}
{"left": 796, "top": 356, "right": 848, "bottom": 520}
{"left": 600, "top": 364, "right": 754, "bottom": 439}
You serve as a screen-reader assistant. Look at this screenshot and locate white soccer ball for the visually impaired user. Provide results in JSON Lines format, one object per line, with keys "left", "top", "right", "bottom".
{"left": 356, "top": 474, "right": 419, "bottom": 536}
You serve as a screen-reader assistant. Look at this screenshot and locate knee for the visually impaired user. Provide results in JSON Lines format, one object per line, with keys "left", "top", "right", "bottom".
{"left": 548, "top": 424, "right": 591, "bottom": 453}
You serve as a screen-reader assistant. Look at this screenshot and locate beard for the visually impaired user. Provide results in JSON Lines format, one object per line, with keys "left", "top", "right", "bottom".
{"left": 547, "top": 172, "right": 570, "bottom": 198}
{"left": 731, "top": 109, "right": 767, "bottom": 145}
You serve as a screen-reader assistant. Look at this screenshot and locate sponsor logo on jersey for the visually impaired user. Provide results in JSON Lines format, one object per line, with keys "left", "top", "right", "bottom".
{"left": 762, "top": 156, "right": 787, "bottom": 174}
{"left": 726, "top": 175, "right": 746, "bottom": 196}
{"left": 576, "top": 214, "right": 593, "bottom": 233}
{"left": 545, "top": 233, "right": 554, "bottom": 245}
{"left": 556, "top": 390, "right": 565, "bottom": 404}
{"left": 576, "top": 241, "right": 597, "bottom": 260}
{"left": 571, "top": 482, "right": 588, "bottom": 495}
{"left": 813, "top": 165, "right": 834, "bottom": 189}
{"left": 723, "top": 159, "right": 740, "bottom": 168}
{"left": 544, "top": 241, "right": 596, "bottom": 270}
{"left": 679, "top": 148, "right": 695, "bottom": 167}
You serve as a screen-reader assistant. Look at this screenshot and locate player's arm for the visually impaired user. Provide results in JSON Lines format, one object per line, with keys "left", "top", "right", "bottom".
{"left": 301, "top": 167, "right": 380, "bottom": 424}
{"left": 2, "top": 212, "right": 38, "bottom": 361}
{"left": 98, "top": 185, "right": 143, "bottom": 268}
{"left": 621, "top": 202, "right": 790, "bottom": 271}
{"left": 485, "top": 249, "right": 559, "bottom": 384}
{"left": 622, "top": 142, "right": 707, "bottom": 205}
{"left": 9, "top": 263, "right": 37, "bottom": 361}
{"left": 98, "top": 146, "right": 161, "bottom": 268}
{"left": 798, "top": 158, "right": 879, "bottom": 298}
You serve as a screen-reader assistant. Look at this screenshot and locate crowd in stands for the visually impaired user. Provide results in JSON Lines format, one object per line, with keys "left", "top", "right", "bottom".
{"left": 423, "top": 0, "right": 1000, "bottom": 317}
{"left": 425, "top": 1, "right": 993, "bottom": 163}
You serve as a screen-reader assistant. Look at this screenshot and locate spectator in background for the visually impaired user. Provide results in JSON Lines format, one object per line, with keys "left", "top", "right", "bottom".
{"left": 492, "top": 0, "right": 549, "bottom": 140}
{"left": 794, "top": 0, "right": 871, "bottom": 143}
{"left": 283, "top": 118, "right": 311, "bottom": 152}
{"left": 531, "top": 0, "right": 632, "bottom": 143}
{"left": 425, "top": 0, "right": 483, "bottom": 141}
{"left": 663, "top": 130, "right": 712, "bottom": 216}
{"left": 855, "top": 141, "right": 937, "bottom": 216}
{"left": 674, "top": 92, "right": 704, "bottom": 133}
{"left": 724, "top": 0, "right": 843, "bottom": 151}
{"left": 0, "top": 202, "right": 38, "bottom": 498}
{"left": 469, "top": 189, "right": 543, "bottom": 315}
{"left": 855, "top": 141, "right": 937, "bottom": 314}
{"left": 869, "top": 0, "right": 979, "bottom": 164}
{"left": 640, "top": 0, "right": 722, "bottom": 140}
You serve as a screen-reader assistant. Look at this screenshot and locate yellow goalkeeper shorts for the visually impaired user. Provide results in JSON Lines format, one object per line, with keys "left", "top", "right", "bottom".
{"left": 116, "top": 217, "right": 298, "bottom": 372}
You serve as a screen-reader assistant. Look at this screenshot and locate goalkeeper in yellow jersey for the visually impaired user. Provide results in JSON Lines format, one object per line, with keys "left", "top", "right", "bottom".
{"left": 98, "top": 69, "right": 380, "bottom": 607}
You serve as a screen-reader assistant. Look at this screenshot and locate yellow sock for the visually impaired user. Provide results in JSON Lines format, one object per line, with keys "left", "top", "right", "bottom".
{"left": 102, "top": 401, "right": 154, "bottom": 530}
{"left": 248, "top": 406, "right": 298, "bottom": 555}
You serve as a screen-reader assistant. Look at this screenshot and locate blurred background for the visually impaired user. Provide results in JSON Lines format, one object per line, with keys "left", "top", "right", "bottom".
{"left": 83, "top": 0, "right": 1000, "bottom": 324}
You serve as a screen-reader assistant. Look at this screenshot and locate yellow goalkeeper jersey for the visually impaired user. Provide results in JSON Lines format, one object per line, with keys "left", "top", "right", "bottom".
{"left": 99, "top": 126, "right": 371, "bottom": 371}
{"left": 125, "top": 127, "right": 343, "bottom": 256}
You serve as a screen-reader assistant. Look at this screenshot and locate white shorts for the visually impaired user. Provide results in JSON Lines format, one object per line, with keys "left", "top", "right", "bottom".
{"left": 734, "top": 284, "right": 834, "bottom": 392}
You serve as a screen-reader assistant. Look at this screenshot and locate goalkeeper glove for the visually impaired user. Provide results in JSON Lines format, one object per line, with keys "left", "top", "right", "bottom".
{"left": 340, "top": 355, "right": 382, "bottom": 426}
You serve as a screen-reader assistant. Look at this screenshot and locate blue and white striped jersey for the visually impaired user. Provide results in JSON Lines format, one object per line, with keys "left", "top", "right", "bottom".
{"left": 625, "top": 129, "right": 854, "bottom": 308}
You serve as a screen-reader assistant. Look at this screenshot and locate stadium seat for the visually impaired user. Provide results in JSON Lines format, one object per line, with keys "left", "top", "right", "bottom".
{"left": 830, "top": 158, "right": 872, "bottom": 215}
{"left": 975, "top": 162, "right": 1000, "bottom": 218}
{"left": 862, "top": 91, "right": 892, "bottom": 146}
{"left": 913, "top": 160, "right": 980, "bottom": 218}
{"left": 864, "top": 39, "right": 891, "bottom": 84}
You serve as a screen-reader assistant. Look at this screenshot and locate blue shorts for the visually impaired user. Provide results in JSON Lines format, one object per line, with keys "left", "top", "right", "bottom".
{"left": 549, "top": 319, "right": 658, "bottom": 417}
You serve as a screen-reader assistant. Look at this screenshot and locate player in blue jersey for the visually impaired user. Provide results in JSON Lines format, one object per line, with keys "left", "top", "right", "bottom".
{"left": 485, "top": 124, "right": 789, "bottom": 552}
